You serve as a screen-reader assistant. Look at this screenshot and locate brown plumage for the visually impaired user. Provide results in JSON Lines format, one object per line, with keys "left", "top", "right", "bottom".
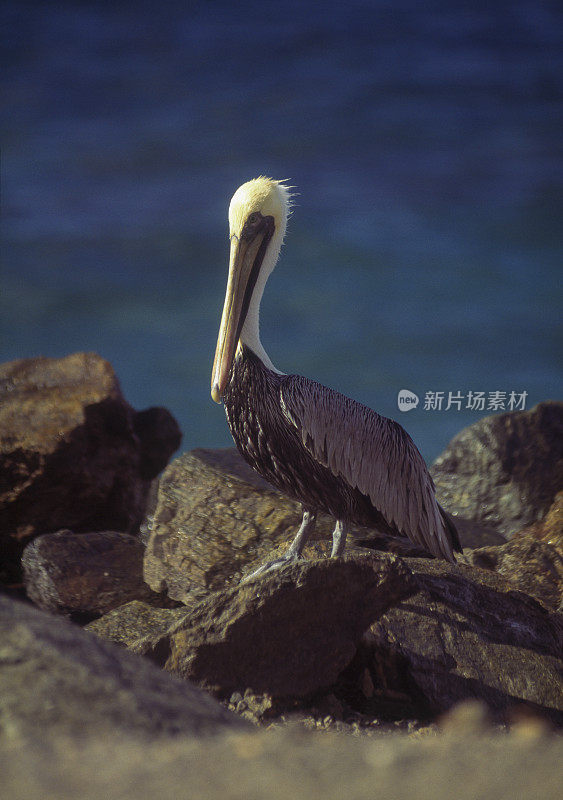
{"left": 224, "top": 346, "right": 461, "bottom": 562}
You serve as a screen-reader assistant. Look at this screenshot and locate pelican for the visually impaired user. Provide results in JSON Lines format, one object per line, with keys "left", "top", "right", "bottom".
{"left": 211, "top": 177, "right": 461, "bottom": 573}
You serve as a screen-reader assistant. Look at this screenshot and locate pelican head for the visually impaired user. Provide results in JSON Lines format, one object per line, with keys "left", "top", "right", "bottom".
{"left": 211, "top": 177, "right": 293, "bottom": 403}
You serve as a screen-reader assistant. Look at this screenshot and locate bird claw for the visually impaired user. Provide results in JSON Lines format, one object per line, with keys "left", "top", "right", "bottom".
{"left": 242, "top": 551, "right": 305, "bottom": 582}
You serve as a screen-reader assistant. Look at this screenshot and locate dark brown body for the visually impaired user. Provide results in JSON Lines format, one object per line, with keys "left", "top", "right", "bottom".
{"left": 224, "top": 346, "right": 420, "bottom": 537}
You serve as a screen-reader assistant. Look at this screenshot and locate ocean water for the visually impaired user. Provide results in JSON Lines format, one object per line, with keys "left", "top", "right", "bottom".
{"left": 2, "top": 0, "right": 562, "bottom": 462}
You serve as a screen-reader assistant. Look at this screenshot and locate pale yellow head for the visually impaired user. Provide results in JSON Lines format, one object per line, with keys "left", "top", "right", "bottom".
{"left": 228, "top": 176, "right": 292, "bottom": 243}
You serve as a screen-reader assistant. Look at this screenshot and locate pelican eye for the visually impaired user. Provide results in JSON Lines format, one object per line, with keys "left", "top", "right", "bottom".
{"left": 241, "top": 211, "right": 264, "bottom": 240}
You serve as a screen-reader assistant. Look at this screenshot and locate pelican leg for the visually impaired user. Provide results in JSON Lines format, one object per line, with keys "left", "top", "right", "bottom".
{"left": 285, "top": 509, "right": 317, "bottom": 557}
{"left": 243, "top": 508, "right": 317, "bottom": 581}
{"left": 331, "top": 520, "right": 347, "bottom": 557}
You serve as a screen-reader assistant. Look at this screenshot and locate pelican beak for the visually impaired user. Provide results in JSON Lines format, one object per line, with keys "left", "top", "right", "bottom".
{"left": 211, "top": 229, "right": 268, "bottom": 403}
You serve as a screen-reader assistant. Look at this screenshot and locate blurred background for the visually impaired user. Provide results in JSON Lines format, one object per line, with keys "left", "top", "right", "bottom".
{"left": 2, "top": 0, "right": 562, "bottom": 461}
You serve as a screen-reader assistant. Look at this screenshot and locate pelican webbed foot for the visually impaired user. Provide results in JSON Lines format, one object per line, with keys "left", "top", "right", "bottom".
{"left": 242, "top": 508, "right": 317, "bottom": 582}
{"left": 242, "top": 550, "right": 306, "bottom": 581}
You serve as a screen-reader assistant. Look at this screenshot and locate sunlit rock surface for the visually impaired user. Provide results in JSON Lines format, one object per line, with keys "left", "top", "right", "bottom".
{"left": 0, "top": 352, "right": 181, "bottom": 581}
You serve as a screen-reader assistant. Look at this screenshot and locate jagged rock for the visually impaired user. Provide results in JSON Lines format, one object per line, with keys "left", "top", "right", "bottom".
{"left": 366, "top": 558, "right": 563, "bottom": 724}
{"left": 110, "top": 552, "right": 562, "bottom": 726}
{"left": 512, "top": 491, "right": 563, "bottom": 552}
{"left": 462, "top": 533, "right": 563, "bottom": 611}
{"left": 0, "top": 593, "right": 248, "bottom": 741}
{"left": 459, "top": 492, "right": 563, "bottom": 611}
{"left": 21, "top": 530, "right": 176, "bottom": 619}
{"left": 0, "top": 352, "right": 181, "bottom": 581}
{"left": 143, "top": 554, "right": 416, "bottom": 698}
{"left": 1, "top": 717, "right": 562, "bottom": 800}
{"left": 431, "top": 401, "right": 563, "bottom": 538}
{"left": 86, "top": 600, "right": 191, "bottom": 654}
{"left": 143, "top": 448, "right": 480, "bottom": 605}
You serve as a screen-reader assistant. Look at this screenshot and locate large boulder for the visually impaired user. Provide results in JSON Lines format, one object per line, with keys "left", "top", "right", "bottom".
{"left": 141, "top": 555, "right": 415, "bottom": 699}
{"left": 367, "top": 558, "right": 563, "bottom": 724}
{"left": 0, "top": 352, "right": 181, "bottom": 580}
{"left": 0, "top": 593, "right": 247, "bottom": 741}
{"left": 431, "top": 401, "right": 563, "bottom": 538}
{"left": 21, "top": 530, "right": 174, "bottom": 619}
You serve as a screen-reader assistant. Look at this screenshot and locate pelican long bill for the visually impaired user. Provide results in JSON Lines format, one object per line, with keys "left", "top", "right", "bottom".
{"left": 211, "top": 228, "right": 268, "bottom": 403}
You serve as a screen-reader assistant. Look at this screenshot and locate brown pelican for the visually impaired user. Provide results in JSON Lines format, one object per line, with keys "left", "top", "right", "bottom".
{"left": 211, "top": 177, "right": 461, "bottom": 573}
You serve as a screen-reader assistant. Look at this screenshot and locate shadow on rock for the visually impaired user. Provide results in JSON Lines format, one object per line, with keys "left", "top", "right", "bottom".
{"left": 366, "top": 559, "right": 563, "bottom": 725}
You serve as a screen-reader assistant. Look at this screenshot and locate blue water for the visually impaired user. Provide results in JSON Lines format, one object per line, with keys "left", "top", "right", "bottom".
{"left": 2, "top": 0, "right": 562, "bottom": 462}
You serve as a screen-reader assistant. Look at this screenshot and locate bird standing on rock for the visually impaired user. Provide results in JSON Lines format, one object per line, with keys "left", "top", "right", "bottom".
{"left": 211, "top": 177, "right": 462, "bottom": 575}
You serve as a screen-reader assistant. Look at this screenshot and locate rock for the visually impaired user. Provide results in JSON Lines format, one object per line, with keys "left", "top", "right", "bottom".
{"left": 143, "top": 448, "right": 476, "bottom": 605}
{"left": 440, "top": 517, "right": 506, "bottom": 548}
{"left": 103, "top": 551, "right": 563, "bottom": 727}
{"left": 133, "top": 407, "right": 183, "bottom": 481}
{"left": 0, "top": 593, "right": 248, "bottom": 741}
{"left": 143, "top": 554, "right": 416, "bottom": 698}
{"left": 431, "top": 401, "right": 563, "bottom": 538}
{"left": 512, "top": 491, "right": 563, "bottom": 552}
{"left": 21, "top": 530, "right": 175, "bottom": 619}
{"left": 86, "top": 600, "right": 191, "bottom": 654}
{"left": 462, "top": 533, "right": 563, "bottom": 611}
{"left": 0, "top": 352, "right": 181, "bottom": 581}
{"left": 143, "top": 448, "right": 331, "bottom": 602}
{"left": 459, "top": 492, "right": 563, "bottom": 611}
{"left": 366, "top": 558, "right": 563, "bottom": 724}
{"left": 1, "top": 721, "right": 562, "bottom": 800}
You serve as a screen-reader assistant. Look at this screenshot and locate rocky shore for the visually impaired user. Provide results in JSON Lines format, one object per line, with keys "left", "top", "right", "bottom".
{"left": 1, "top": 353, "right": 561, "bottom": 799}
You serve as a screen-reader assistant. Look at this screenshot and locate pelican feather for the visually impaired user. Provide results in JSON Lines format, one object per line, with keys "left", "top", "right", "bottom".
{"left": 279, "top": 377, "right": 456, "bottom": 560}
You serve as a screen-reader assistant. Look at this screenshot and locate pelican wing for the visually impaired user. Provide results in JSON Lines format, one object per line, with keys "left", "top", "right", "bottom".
{"left": 280, "top": 375, "right": 457, "bottom": 560}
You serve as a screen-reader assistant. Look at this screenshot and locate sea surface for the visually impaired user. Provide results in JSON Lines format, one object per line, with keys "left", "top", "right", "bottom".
{"left": 2, "top": 0, "right": 562, "bottom": 462}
